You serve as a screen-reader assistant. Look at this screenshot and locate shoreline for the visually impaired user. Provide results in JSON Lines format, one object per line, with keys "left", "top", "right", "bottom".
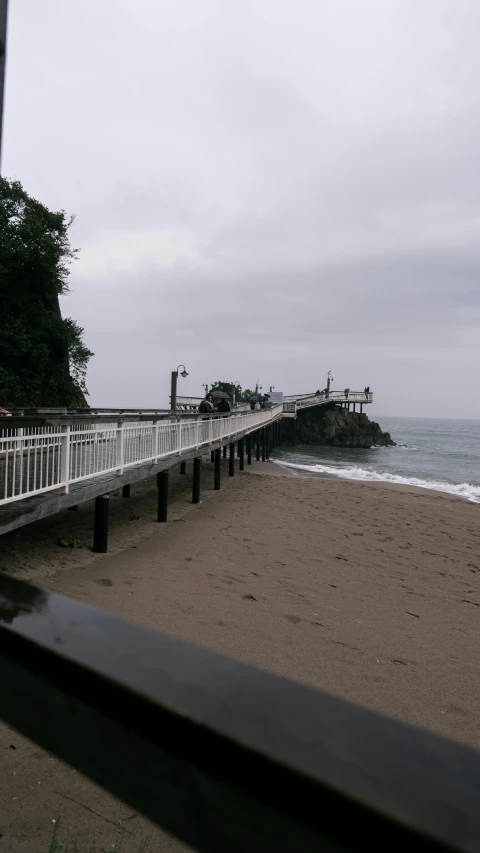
{"left": 1, "top": 459, "right": 479, "bottom": 851}
{"left": 268, "top": 458, "right": 479, "bottom": 503}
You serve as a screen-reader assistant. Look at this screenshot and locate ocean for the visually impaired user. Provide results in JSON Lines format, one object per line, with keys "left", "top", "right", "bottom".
{"left": 273, "top": 416, "right": 480, "bottom": 503}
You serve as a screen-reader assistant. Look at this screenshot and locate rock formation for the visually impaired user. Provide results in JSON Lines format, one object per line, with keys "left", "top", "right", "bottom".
{"left": 282, "top": 403, "right": 395, "bottom": 448}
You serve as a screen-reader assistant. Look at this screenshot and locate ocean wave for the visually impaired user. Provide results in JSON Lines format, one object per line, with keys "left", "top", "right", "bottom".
{"left": 371, "top": 444, "right": 418, "bottom": 451}
{"left": 275, "top": 460, "right": 480, "bottom": 503}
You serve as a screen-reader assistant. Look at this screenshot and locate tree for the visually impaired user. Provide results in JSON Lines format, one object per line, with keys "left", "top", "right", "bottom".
{"left": 208, "top": 381, "right": 255, "bottom": 403}
{"left": 0, "top": 178, "right": 93, "bottom": 407}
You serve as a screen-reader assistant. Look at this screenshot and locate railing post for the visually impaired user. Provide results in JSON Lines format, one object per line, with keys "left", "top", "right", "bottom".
{"left": 178, "top": 420, "right": 182, "bottom": 454}
{"left": 60, "top": 425, "right": 71, "bottom": 493}
{"left": 116, "top": 421, "right": 124, "bottom": 473}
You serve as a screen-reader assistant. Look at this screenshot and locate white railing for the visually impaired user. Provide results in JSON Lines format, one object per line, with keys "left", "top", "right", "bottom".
{"left": 0, "top": 406, "right": 282, "bottom": 506}
{"left": 284, "top": 391, "right": 373, "bottom": 411}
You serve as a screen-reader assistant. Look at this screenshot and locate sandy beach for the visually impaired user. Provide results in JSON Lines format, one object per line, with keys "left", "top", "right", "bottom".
{"left": 0, "top": 459, "right": 479, "bottom": 851}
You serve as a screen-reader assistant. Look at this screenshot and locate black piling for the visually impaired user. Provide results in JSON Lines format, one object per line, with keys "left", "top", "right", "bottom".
{"left": 180, "top": 461, "right": 186, "bottom": 474}
{"left": 247, "top": 434, "right": 252, "bottom": 465}
{"left": 266, "top": 427, "right": 270, "bottom": 460}
{"left": 122, "top": 484, "right": 131, "bottom": 498}
{"left": 192, "top": 457, "right": 201, "bottom": 504}
{"left": 256, "top": 431, "right": 261, "bottom": 461}
{"left": 237, "top": 440, "right": 241, "bottom": 458}
{"left": 157, "top": 470, "right": 169, "bottom": 522}
{"left": 262, "top": 429, "right": 266, "bottom": 462}
{"left": 68, "top": 505, "right": 78, "bottom": 511}
{"left": 239, "top": 438, "right": 245, "bottom": 471}
{"left": 214, "top": 448, "right": 221, "bottom": 490}
{"left": 229, "top": 443, "right": 235, "bottom": 476}
{"left": 223, "top": 445, "right": 227, "bottom": 459}
{"left": 93, "top": 495, "right": 109, "bottom": 553}
{"left": 210, "top": 450, "right": 215, "bottom": 463}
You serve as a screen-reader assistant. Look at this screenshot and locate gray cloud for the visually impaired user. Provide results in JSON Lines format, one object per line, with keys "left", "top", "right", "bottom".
{"left": 3, "top": 0, "right": 480, "bottom": 416}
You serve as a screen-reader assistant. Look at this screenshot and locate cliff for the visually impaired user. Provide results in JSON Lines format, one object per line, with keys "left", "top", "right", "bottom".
{"left": 282, "top": 403, "right": 395, "bottom": 448}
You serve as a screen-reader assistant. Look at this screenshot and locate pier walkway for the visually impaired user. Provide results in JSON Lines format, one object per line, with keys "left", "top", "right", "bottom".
{"left": 0, "top": 405, "right": 282, "bottom": 536}
{"left": 283, "top": 390, "right": 373, "bottom": 416}
{"left": 0, "top": 389, "right": 372, "bottom": 541}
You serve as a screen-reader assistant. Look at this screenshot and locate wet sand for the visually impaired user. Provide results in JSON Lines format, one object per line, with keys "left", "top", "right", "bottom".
{"left": 0, "top": 459, "right": 479, "bottom": 851}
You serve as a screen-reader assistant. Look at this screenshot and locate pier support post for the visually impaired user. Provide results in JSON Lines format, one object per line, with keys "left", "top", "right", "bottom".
{"left": 192, "top": 457, "right": 201, "bottom": 504}
{"left": 292, "top": 420, "right": 296, "bottom": 445}
{"left": 237, "top": 440, "right": 241, "bottom": 458}
{"left": 214, "top": 448, "right": 221, "bottom": 490}
{"left": 256, "top": 431, "right": 261, "bottom": 461}
{"left": 266, "top": 427, "right": 270, "bottom": 460}
{"left": 360, "top": 404, "right": 363, "bottom": 414}
{"left": 239, "top": 437, "right": 245, "bottom": 471}
{"left": 262, "top": 429, "right": 266, "bottom": 462}
{"left": 353, "top": 403, "right": 356, "bottom": 413}
{"left": 157, "top": 470, "right": 169, "bottom": 522}
{"left": 122, "top": 484, "right": 130, "bottom": 498}
{"left": 180, "top": 461, "right": 186, "bottom": 474}
{"left": 223, "top": 445, "right": 227, "bottom": 459}
{"left": 68, "top": 505, "right": 78, "bottom": 511}
{"left": 210, "top": 450, "right": 215, "bottom": 463}
{"left": 93, "top": 495, "right": 109, "bottom": 553}
{"left": 247, "top": 434, "right": 252, "bottom": 465}
{"left": 229, "top": 442, "right": 235, "bottom": 476}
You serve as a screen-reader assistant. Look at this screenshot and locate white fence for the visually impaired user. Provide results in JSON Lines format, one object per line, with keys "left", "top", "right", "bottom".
{"left": 283, "top": 391, "right": 373, "bottom": 412}
{"left": 0, "top": 407, "right": 282, "bottom": 506}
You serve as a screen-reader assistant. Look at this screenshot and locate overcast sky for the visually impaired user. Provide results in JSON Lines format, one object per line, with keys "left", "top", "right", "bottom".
{"left": 4, "top": 0, "right": 480, "bottom": 417}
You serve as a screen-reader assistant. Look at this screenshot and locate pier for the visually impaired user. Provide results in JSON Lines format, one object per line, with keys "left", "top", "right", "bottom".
{"left": 0, "top": 404, "right": 283, "bottom": 543}
{"left": 0, "top": 389, "right": 373, "bottom": 541}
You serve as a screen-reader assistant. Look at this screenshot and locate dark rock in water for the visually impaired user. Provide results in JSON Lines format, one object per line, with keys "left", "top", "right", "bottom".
{"left": 282, "top": 403, "right": 395, "bottom": 448}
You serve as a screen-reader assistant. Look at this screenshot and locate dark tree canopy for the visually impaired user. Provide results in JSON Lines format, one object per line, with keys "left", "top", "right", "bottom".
{"left": 0, "top": 178, "right": 93, "bottom": 407}
{"left": 208, "top": 381, "right": 255, "bottom": 403}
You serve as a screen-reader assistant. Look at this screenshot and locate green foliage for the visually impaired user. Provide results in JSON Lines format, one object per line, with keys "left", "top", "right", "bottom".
{"left": 0, "top": 177, "right": 93, "bottom": 407}
{"left": 208, "top": 380, "right": 255, "bottom": 402}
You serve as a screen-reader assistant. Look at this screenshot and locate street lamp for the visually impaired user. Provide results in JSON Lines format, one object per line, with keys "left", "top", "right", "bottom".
{"left": 170, "top": 364, "right": 188, "bottom": 411}
{"left": 232, "top": 381, "right": 240, "bottom": 408}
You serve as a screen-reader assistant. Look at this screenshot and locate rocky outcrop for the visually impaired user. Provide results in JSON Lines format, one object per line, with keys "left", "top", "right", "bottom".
{"left": 282, "top": 403, "right": 395, "bottom": 448}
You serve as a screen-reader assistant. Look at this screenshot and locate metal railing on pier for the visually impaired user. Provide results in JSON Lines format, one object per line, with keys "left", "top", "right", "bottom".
{"left": 0, "top": 406, "right": 282, "bottom": 506}
{"left": 283, "top": 390, "right": 373, "bottom": 413}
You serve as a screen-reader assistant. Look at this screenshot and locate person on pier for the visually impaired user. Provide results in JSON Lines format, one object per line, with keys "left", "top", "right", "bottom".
{"left": 199, "top": 394, "right": 215, "bottom": 414}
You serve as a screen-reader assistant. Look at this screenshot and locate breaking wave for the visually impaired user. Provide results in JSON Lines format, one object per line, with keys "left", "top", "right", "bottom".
{"left": 275, "top": 460, "right": 480, "bottom": 503}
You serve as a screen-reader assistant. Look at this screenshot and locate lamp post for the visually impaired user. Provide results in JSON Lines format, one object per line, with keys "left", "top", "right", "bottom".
{"left": 170, "top": 364, "right": 188, "bottom": 411}
{"left": 327, "top": 370, "right": 333, "bottom": 391}
{"left": 0, "top": 0, "right": 8, "bottom": 172}
{"left": 232, "top": 381, "right": 240, "bottom": 408}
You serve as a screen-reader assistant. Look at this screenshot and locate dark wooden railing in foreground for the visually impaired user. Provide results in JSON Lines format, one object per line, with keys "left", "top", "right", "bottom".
{"left": 0, "top": 575, "right": 479, "bottom": 853}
